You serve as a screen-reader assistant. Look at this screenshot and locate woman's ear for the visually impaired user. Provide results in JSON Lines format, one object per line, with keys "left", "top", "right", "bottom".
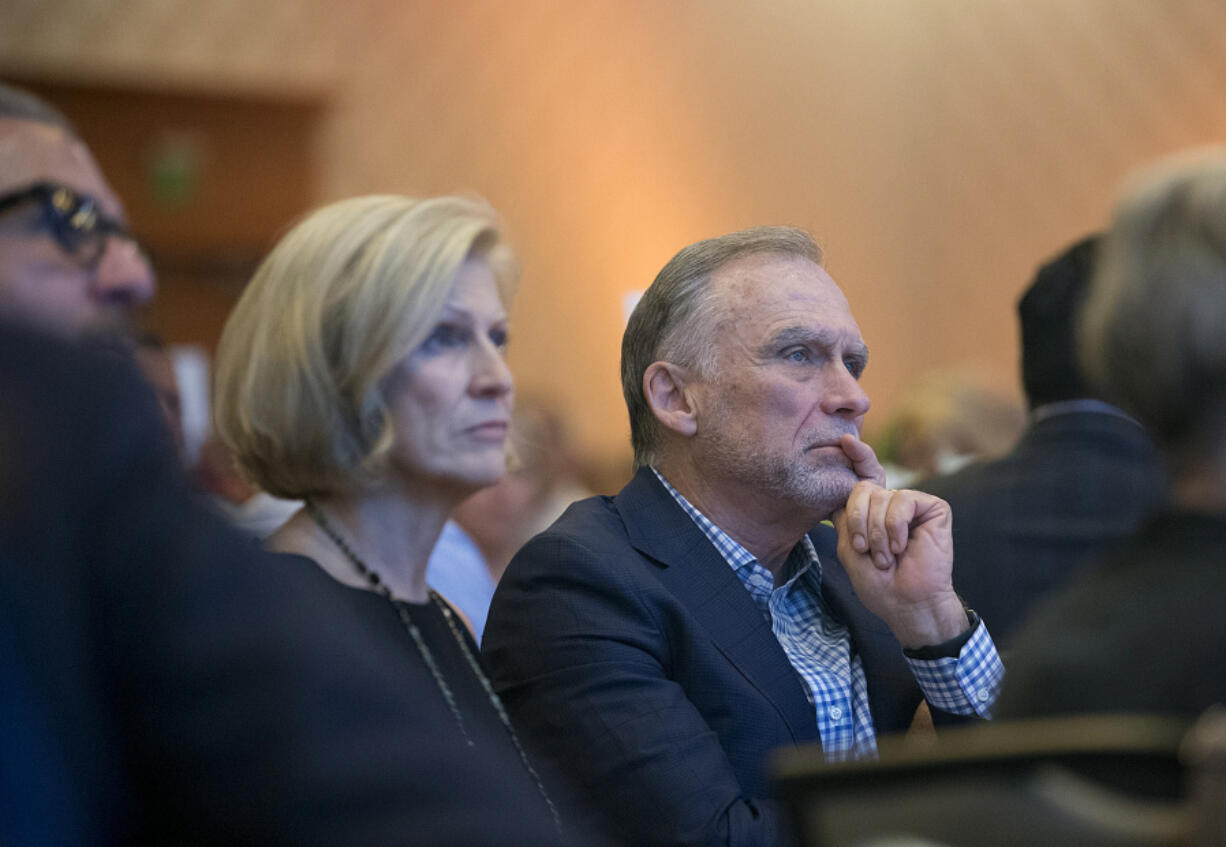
{"left": 643, "top": 361, "right": 698, "bottom": 437}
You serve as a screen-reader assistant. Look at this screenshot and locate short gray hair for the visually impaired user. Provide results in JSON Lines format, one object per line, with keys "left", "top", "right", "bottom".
{"left": 0, "top": 83, "right": 77, "bottom": 134}
{"left": 620, "top": 226, "right": 821, "bottom": 467}
{"left": 1080, "top": 149, "right": 1226, "bottom": 466}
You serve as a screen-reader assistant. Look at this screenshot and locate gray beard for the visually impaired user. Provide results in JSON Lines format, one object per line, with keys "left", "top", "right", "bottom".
{"left": 701, "top": 426, "right": 860, "bottom": 520}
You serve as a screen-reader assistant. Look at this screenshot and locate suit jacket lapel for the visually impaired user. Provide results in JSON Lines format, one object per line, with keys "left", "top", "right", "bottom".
{"left": 614, "top": 468, "right": 820, "bottom": 744}
{"left": 811, "top": 525, "right": 919, "bottom": 732}
{"left": 812, "top": 530, "right": 857, "bottom": 633}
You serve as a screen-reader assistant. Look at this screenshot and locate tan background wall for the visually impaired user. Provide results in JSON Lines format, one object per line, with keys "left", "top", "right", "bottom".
{"left": 4, "top": 0, "right": 1225, "bottom": 484}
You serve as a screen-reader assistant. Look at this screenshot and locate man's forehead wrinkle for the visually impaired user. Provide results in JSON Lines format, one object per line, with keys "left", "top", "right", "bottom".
{"left": 768, "top": 325, "right": 835, "bottom": 345}
{"left": 706, "top": 298, "right": 740, "bottom": 343}
{"left": 757, "top": 323, "right": 868, "bottom": 359}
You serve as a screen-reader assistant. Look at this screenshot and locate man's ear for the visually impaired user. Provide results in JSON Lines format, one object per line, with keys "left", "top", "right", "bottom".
{"left": 643, "top": 361, "right": 698, "bottom": 437}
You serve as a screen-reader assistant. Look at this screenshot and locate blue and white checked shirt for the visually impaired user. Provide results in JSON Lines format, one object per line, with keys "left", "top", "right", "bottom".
{"left": 653, "top": 469, "right": 1003, "bottom": 762}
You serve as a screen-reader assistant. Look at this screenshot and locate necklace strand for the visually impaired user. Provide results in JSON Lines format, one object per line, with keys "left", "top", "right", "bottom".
{"left": 303, "top": 500, "right": 560, "bottom": 830}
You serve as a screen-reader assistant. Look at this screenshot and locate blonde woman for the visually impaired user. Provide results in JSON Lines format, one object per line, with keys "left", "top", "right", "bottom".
{"left": 213, "top": 195, "right": 560, "bottom": 832}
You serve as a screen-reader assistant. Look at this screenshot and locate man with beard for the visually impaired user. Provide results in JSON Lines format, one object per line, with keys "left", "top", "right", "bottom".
{"left": 0, "top": 83, "right": 155, "bottom": 335}
{"left": 483, "top": 226, "right": 1004, "bottom": 847}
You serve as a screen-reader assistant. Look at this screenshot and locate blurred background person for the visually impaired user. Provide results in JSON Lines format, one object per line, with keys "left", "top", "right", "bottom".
{"left": 424, "top": 517, "right": 499, "bottom": 642}
{"left": 998, "top": 149, "right": 1226, "bottom": 720}
{"left": 130, "top": 330, "right": 186, "bottom": 455}
{"left": 872, "top": 368, "right": 1025, "bottom": 488}
{"left": 192, "top": 433, "right": 303, "bottom": 539}
{"left": 916, "top": 238, "right": 1167, "bottom": 648}
{"left": 0, "top": 83, "right": 154, "bottom": 337}
{"left": 454, "top": 396, "right": 595, "bottom": 584}
{"left": 212, "top": 194, "right": 566, "bottom": 833}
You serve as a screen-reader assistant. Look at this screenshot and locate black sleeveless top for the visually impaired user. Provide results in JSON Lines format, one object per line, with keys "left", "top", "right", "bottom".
{"left": 268, "top": 553, "right": 552, "bottom": 808}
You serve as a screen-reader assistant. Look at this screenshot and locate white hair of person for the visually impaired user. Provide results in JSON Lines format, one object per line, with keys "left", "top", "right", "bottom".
{"left": 1080, "top": 147, "right": 1226, "bottom": 468}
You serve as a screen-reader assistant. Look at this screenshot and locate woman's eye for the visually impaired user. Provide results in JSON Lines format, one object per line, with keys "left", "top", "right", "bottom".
{"left": 423, "top": 324, "right": 468, "bottom": 351}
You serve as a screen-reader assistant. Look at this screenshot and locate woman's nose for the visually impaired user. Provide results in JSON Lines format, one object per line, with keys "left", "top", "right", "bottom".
{"left": 471, "top": 338, "right": 513, "bottom": 398}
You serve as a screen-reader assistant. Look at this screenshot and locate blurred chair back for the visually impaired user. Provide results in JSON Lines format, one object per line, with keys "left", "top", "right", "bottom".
{"left": 771, "top": 713, "right": 1226, "bottom": 847}
{"left": 1184, "top": 706, "right": 1226, "bottom": 847}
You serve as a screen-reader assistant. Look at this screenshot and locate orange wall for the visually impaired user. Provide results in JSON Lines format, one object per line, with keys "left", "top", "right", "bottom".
{"left": 5, "top": 0, "right": 1226, "bottom": 483}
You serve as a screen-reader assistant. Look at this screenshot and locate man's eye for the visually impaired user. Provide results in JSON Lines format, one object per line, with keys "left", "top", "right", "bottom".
{"left": 51, "top": 215, "right": 95, "bottom": 251}
{"left": 785, "top": 348, "right": 809, "bottom": 363}
{"left": 489, "top": 328, "right": 509, "bottom": 350}
{"left": 845, "top": 359, "right": 865, "bottom": 378}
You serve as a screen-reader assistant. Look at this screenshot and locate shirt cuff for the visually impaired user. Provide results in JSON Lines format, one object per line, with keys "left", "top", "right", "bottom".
{"left": 902, "top": 609, "right": 980, "bottom": 659}
{"left": 904, "top": 617, "right": 1004, "bottom": 718}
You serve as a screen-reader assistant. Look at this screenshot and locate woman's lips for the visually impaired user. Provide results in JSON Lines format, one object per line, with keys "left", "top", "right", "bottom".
{"left": 465, "top": 421, "right": 509, "bottom": 441}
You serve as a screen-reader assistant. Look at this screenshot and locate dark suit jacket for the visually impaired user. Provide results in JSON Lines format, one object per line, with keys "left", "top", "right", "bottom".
{"left": 916, "top": 409, "right": 1166, "bottom": 648}
{"left": 483, "top": 467, "right": 958, "bottom": 847}
{"left": 997, "top": 510, "right": 1226, "bottom": 721}
{"left": 0, "top": 324, "right": 578, "bottom": 847}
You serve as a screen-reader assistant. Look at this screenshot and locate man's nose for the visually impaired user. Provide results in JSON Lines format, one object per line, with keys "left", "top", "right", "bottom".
{"left": 91, "top": 235, "right": 155, "bottom": 308}
{"left": 822, "top": 365, "right": 871, "bottom": 419}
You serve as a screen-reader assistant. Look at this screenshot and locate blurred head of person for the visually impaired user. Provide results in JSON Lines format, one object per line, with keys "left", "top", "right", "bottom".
{"left": 1018, "top": 234, "right": 1101, "bottom": 410}
{"left": 0, "top": 83, "right": 155, "bottom": 336}
{"left": 877, "top": 369, "right": 1025, "bottom": 483}
{"left": 212, "top": 194, "right": 517, "bottom": 506}
{"left": 1080, "top": 148, "right": 1226, "bottom": 500}
{"left": 193, "top": 434, "right": 257, "bottom": 505}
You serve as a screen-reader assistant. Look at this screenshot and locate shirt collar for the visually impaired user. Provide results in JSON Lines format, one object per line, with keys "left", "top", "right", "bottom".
{"left": 650, "top": 467, "right": 822, "bottom": 586}
{"left": 1030, "top": 398, "right": 1143, "bottom": 427}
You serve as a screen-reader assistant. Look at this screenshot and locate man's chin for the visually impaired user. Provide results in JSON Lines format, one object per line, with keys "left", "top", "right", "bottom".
{"left": 824, "top": 465, "right": 860, "bottom": 501}
{"left": 789, "top": 465, "right": 859, "bottom": 516}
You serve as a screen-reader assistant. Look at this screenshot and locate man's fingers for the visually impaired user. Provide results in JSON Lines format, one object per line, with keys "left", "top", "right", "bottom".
{"left": 885, "top": 491, "right": 918, "bottom": 555}
{"left": 844, "top": 481, "right": 902, "bottom": 568}
{"left": 866, "top": 486, "right": 895, "bottom": 568}
{"left": 841, "top": 481, "right": 874, "bottom": 553}
{"left": 842, "top": 482, "right": 925, "bottom": 569}
{"left": 839, "top": 433, "right": 887, "bottom": 486}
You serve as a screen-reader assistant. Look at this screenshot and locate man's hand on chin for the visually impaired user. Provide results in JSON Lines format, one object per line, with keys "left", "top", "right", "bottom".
{"left": 831, "top": 479, "right": 969, "bottom": 649}
{"left": 836, "top": 433, "right": 888, "bottom": 488}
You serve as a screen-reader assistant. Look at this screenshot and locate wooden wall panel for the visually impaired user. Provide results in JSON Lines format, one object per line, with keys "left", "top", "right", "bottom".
{"left": 5, "top": 0, "right": 1226, "bottom": 478}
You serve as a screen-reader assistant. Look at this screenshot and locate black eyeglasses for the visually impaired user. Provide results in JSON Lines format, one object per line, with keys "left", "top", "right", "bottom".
{"left": 0, "top": 182, "right": 145, "bottom": 269}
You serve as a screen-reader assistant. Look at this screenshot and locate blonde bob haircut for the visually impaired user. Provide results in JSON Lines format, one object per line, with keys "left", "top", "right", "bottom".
{"left": 213, "top": 194, "right": 515, "bottom": 499}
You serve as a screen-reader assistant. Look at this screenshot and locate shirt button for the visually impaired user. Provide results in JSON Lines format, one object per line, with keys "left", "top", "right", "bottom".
{"left": 829, "top": 706, "right": 843, "bottom": 721}
{"left": 975, "top": 688, "right": 991, "bottom": 702}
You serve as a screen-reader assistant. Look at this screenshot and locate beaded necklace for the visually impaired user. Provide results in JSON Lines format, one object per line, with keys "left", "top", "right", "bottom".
{"left": 303, "top": 500, "right": 560, "bottom": 830}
